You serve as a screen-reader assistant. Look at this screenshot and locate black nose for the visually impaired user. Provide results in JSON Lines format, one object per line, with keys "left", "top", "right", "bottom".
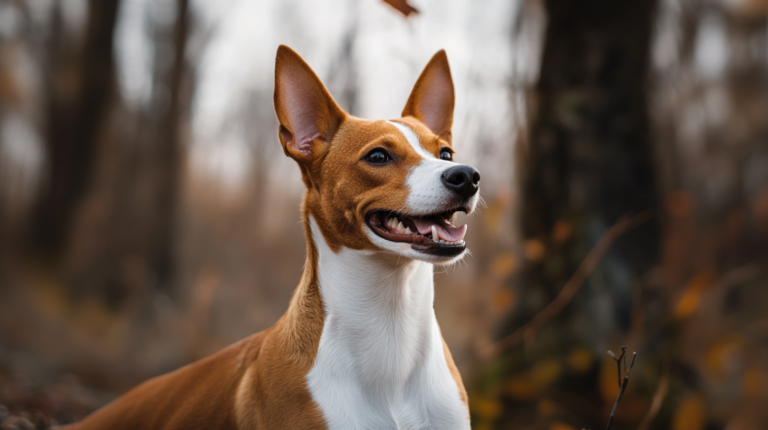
{"left": 441, "top": 165, "right": 480, "bottom": 199}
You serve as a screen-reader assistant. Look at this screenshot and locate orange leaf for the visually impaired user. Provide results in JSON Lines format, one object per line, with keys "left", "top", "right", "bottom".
{"left": 381, "top": 0, "right": 418, "bottom": 16}
{"left": 674, "top": 270, "right": 715, "bottom": 319}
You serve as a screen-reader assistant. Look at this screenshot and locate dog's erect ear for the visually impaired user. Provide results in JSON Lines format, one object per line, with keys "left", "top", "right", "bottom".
{"left": 274, "top": 45, "right": 345, "bottom": 164}
{"left": 402, "top": 50, "right": 454, "bottom": 142}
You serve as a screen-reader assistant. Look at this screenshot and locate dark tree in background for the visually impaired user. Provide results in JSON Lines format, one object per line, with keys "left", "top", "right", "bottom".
{"left": 145, "top": 0, "right": 193, "bottom": 293}
{"left": 491, "top": 0, "right": 661, "bottom": 427}
{"left": 519, "top": 0, "right": 660, "bottom": 321}
{"left": 32, "top": 0, "right": 121, "bottom": 258}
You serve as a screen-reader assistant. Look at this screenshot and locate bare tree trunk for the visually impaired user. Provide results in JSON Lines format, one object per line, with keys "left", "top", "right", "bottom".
{"left": 31, "top": 0, "right": 120, "bottom": 257}
{"left": 515, "top": 0, "right": 661, "bottom": 323}
{"left": 493, "top": 0, "right": 661, "bottom": 425}
{"left": 148, "top": 0, "right": 193, "bottom": 292}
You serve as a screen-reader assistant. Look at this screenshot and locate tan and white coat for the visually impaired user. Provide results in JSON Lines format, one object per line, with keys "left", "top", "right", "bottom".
{"left": 64, "top": 45, "right": 476, "bottom": 430}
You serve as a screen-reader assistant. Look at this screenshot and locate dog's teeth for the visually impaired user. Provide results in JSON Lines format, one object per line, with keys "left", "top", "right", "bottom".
{"left": 431, "top": 226, "right": 438, "bottom": 242}
{"left": 397, "top": 221, "right": 405, "bottom": 232}
{"left": 439, "top": 240, "right": 445, "bottom": 244}
{"left": 405, "top": 227, "right": 411, "bottom": 234}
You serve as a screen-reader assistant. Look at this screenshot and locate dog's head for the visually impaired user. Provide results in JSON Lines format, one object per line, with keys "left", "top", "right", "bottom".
{"left": 274, "top": 45, "right": 480, "bottom": 265}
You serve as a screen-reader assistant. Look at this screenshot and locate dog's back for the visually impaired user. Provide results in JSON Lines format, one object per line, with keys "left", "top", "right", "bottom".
{"left": 62, "top": 333, "right": 264, "bottom": 430}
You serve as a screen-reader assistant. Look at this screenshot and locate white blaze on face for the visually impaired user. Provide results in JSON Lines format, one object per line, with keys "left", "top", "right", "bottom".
{"left": 386, "top": 121, "right": 459, "bottom": 215}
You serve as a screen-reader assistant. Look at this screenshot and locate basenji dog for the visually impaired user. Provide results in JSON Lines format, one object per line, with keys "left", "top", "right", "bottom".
{"left": 64, "top": 45, "right": 479, "bottom": 430}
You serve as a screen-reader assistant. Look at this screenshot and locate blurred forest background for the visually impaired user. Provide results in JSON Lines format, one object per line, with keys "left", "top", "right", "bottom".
{"left": 0, "top": 0, "right": 767, "bottom": 428}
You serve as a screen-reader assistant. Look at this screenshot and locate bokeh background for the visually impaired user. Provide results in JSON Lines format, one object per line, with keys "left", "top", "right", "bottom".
{"left": 1, "top": 0, "right": 768, "bottom": 428}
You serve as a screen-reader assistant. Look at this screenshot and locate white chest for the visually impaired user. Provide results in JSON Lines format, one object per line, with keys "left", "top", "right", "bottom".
{"left": 305, "top": 220, "right": 469, "bottom": 430}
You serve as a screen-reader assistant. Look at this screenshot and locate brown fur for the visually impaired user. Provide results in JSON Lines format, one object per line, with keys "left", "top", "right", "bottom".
{"left": 63, "top": 45, "right": 466, "bottom": 429}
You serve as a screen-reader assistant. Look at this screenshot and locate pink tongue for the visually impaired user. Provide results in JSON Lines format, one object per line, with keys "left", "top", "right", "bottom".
{"left": 411, "top": 218, "right": 468, "bottom": 242}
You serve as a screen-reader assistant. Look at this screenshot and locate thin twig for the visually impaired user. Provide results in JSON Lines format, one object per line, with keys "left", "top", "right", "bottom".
{"left": 474, "top": 210, "right": 652, "bottom": 363}
{"left": 605, "top": 348, "right": 636, "bottom": 430}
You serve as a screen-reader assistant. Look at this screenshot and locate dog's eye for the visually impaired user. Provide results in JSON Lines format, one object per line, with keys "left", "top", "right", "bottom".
{"left": 365, "top": 149, "right": 391, "bottom": 165}
{"left": 440, "top": 148, "right": 453, "bottom": 161}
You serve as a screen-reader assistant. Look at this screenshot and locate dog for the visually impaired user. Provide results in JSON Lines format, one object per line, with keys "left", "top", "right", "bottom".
{"left": 64, "top": 45, "right": 479, "bottom": 430}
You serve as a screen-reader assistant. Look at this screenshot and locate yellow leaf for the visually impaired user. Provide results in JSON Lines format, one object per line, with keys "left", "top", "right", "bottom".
{"left": 672, "top": 396, "right": 705, "bottom": 430}
{"left": 674, "top": 270, "right": 715, "bottom": 319}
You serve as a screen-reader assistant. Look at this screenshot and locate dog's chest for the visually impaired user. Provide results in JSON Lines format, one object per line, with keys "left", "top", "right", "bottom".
{"left": 306, "top": 316, "right": 469, "bottom": 430}
{"left": 305, "top": 229, "right": 469, "bottom": 430}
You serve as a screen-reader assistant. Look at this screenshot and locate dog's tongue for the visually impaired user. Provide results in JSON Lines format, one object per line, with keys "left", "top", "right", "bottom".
{"left": 411, "top": 217, "right": 467, "bottom": 242}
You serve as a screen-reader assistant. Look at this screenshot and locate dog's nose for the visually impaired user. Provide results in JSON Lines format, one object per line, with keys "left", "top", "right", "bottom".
{"left": 441, "top": 165, "right": 480, "bottom": 199}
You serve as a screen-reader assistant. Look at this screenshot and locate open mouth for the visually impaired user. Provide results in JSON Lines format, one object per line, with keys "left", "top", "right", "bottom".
{"left": 365, "top": 208, "right": 468, "bottom": 257}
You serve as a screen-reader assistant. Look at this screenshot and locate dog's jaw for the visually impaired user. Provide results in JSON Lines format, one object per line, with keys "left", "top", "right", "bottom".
{"left": 360, "top": 120, "right": 479, "bottom": 266}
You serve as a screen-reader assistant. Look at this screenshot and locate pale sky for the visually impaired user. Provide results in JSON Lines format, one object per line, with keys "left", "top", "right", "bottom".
{"left": 115, "top": 0, "right": 529, "bottom": 194}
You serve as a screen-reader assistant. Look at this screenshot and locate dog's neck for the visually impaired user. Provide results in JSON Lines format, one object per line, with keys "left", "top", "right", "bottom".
{"left": 307, "top": 215, "right": 438, "bottom": 387}
{"left": 282, "top": 215, "right": 467, "bottom": 429}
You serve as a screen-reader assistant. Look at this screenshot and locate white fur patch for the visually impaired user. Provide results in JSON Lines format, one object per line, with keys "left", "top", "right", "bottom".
{"left": 386, "top": 121, "right": 478, "bottom": 216}
{"left": 387, "top": 120, "right": 435, "bottom": 159}
{"left": 306, "top": 217, "right": 469, "bottom": 430}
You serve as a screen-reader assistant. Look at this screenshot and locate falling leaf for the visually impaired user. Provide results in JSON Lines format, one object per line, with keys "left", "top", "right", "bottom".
{"left": 672, "top": 396, "right": 705, "bottom": 430}
{"left": 381, "top": 0, "right": 418, "bottom": 17}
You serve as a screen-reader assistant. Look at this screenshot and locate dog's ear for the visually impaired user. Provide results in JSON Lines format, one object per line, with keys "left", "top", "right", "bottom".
{"left": 274, "top": 45, "right": 345, "bottom": 165}
{"left": 402, "top": 50, "right": 454, "bottom": 142}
